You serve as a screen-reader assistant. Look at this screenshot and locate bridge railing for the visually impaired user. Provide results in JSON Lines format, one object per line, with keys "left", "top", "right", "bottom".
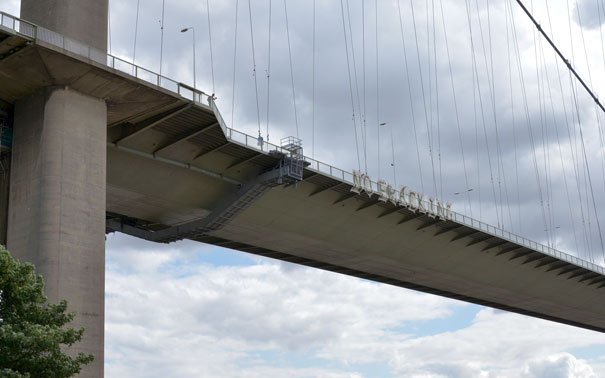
{"left": 227, "top": 130, "right": 605, "bottom": 274}
{"left": 207, "top": 121, "right": 604, "bottom": 273}
{"left": 306, "top": 159, "right": 604, "bottom": 274}
{"left": 0, "top": 11, "right": 211, "bottom": 105}
{"left": 1, "top": 11, "right": 603, "bottom": 276}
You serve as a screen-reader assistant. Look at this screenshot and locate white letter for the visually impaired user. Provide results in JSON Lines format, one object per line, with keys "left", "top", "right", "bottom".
{"left": 445, "top": 202, "right": 453, "bottom": 220}
{"left": 351, "top": 170, "right": 362, "bottom": 193}
{"left": 386, "top": 184, "right": 397, "bottom": 205}
{"left": 435, "top": 201, "right": 445, "bottom": 219}
{"left": 398, "top": 185, "right": 409, "bottom": 206}
{"left": 428, "top": 197, "right": 436, "bottom": 218}
{"left": 408, "top": 191, "right": 417, "bottom": 210}
{"left": 377, "top": 180, "right": 389, "bottom": 202}
{"left": 363, "top": 174, "right": 373, "bottom": 195}
{"left": 417, "top": 192, "right": 426, "bottom": 213}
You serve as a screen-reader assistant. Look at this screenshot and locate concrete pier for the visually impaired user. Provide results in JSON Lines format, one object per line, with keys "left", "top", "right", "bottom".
{"left": 7, "top": 87, "right": 106, "bottom": 377}
{"left": 6, "top": 2, "right": 110, "bottom": 376}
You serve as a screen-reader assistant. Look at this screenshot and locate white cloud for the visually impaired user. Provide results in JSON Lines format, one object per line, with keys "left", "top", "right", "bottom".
{"left": 388, "top": 308, "right": 605, "bottom": 377}
{"left": 523, "top": 353, "right": 597, "bottom": 378}
{"left": 105, "top": 235, "right": 458, "bottom": 376}
{"left": 105, "top": 235, "right": 605, "bottom": 377}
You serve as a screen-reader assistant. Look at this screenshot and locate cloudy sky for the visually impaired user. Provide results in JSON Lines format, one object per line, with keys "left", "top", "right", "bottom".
{"left": 4, "top": 0, "right": 605, "bottom": 376}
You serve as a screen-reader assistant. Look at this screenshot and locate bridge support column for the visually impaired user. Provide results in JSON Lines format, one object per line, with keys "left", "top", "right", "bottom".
{"left": 7, "top": 87, "right": 106, "bottom": 378}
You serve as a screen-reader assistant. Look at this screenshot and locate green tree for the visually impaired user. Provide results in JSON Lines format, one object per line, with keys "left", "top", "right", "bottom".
{"left": 0, "top": 247, "right": 93, "bottom": 378}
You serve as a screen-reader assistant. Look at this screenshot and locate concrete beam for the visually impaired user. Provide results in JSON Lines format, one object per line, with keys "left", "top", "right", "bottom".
{"left": 153, "top": 122, "right": 219, "bottom": 155}
{"left": 114, "top": 104, "right": 192, "bottom": 145}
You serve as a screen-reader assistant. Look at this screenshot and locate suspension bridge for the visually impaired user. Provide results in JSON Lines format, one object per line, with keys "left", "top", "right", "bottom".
{"left": 1, "top": 1, "right": 605, "bottom": 377}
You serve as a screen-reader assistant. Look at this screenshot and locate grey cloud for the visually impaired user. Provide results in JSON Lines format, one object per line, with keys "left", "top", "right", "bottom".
{"left": 575, "top": 0, "right": 605, "bottom": 30}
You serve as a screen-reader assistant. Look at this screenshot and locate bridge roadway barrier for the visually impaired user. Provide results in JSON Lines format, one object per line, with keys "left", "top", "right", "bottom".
{"left": 0, "top": 11, "right": 604, "bottom": 378}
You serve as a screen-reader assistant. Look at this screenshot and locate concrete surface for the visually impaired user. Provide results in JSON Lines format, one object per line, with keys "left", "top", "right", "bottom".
{"left": 20, "top": 0, "right": 108, "bottom": 52}
{"left": 8, "top": 87, "right": 106, "bottom": 378}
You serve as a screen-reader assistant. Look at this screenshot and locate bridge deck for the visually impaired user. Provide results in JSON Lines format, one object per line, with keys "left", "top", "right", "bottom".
{"left": 1, "top": 12, "right": 604, "bottom": 333}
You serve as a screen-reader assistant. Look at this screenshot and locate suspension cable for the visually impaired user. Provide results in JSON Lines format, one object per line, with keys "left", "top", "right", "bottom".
{"left": 570, "top": 73, "right": 605, "bottom": 264}
{"left": 484, "top": 0, "right": 510, "bottom": 228}
{"left": 283, "top": 0, "right": 299, "bottom": 138}
{"left": 410, "top": 0, "right": 437, "bottom": 196}
{"left": 266, "top": 0, "right": 272, "bottom": 141}
{"left": 159, "top": 0, "right": 165, "bottom": 77}
{"left": 340, "top": 0, "right": 362, "bottom": 171}
{"left": 345, "top": 0, "right": 366, "bottom": 172}
{"left": 543, "top": 0, "right": 579, "bottom": 253}
{"left": 133, "top": 0, "right": 141, "bottom": 64}
{"left": 508, "top": 0, "right": 552, "bottom": 248}
{"left": 346, "top": 0, "right": 368, "bottom": 173}
{"left": 432, "top": 0, "right": 442, "bottom": 199}
{"left": 439, "top": 0, "right": 472, "bottom": 217}
{"left": 513, "top": 0, "right": 605, "bottom": 116}
{"left": 397, "top": 0, "right": 424, "bottom": 194}
{"left": 231, "top": 0, "right": 239, "bottom": 128}
{"left": 576, "top": 2, "right": 605, "bottom": 200}
{"left": 566, "top": 0, "right": 595, "bottom": 258}
{"left": 376, "top": 0, "right": 381, "bottom": 179}
{"left": 465, "top": 0, "right": 500, "bottom": 227}
{"left": 247, "top": 0, "right": 262, "bottom": 136}
{"left": 505, "top": 0, "right": 520, "bottom": 231}
{"left": 362, "top": 0, "right": 367, "bottom": 172}
{"left": 206, "top": 0, "right": 215, "bottom": 95}
{"left": 311, "top": 0, "right": 316, "bottom": 157}
{"left": 108, "top": 1, "right": 112, "bottom": 55}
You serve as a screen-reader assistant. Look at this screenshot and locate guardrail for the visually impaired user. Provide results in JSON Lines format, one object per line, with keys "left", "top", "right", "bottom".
{"left": 221, "top": 126, "right": 605, "bottom": 275}
{"left": 0, "top": 11, "right": 210, "bottom": 105}
{"left": 1, "top": 11, "right": 603, "bottom": 276}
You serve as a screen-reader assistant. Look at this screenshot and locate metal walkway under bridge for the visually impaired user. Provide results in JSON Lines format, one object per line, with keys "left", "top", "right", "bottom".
{"left": 1, "top": 12, "right": 604, "bottom": 333}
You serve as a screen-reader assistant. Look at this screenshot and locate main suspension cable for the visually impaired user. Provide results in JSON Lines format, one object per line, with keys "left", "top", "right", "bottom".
{"left": 513, "top": 0, "right": 605, "bottom": 116}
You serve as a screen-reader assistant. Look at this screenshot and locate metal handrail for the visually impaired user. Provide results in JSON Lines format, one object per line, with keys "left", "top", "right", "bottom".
{"left": 0, "top": 11, "right": 211, "bottom": 106}
{"left": 1, "top": 11, "right": 603, "bottom": 275}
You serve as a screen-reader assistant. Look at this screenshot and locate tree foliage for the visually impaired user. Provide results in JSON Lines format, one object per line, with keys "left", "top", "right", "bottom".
{"left": 0, "top": 247, "right": 93, "bottom": 378}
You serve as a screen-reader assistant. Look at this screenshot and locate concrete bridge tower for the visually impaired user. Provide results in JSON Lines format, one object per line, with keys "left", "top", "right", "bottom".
{"left": 7, "top": 1, "right": 109, "bottom": 376}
